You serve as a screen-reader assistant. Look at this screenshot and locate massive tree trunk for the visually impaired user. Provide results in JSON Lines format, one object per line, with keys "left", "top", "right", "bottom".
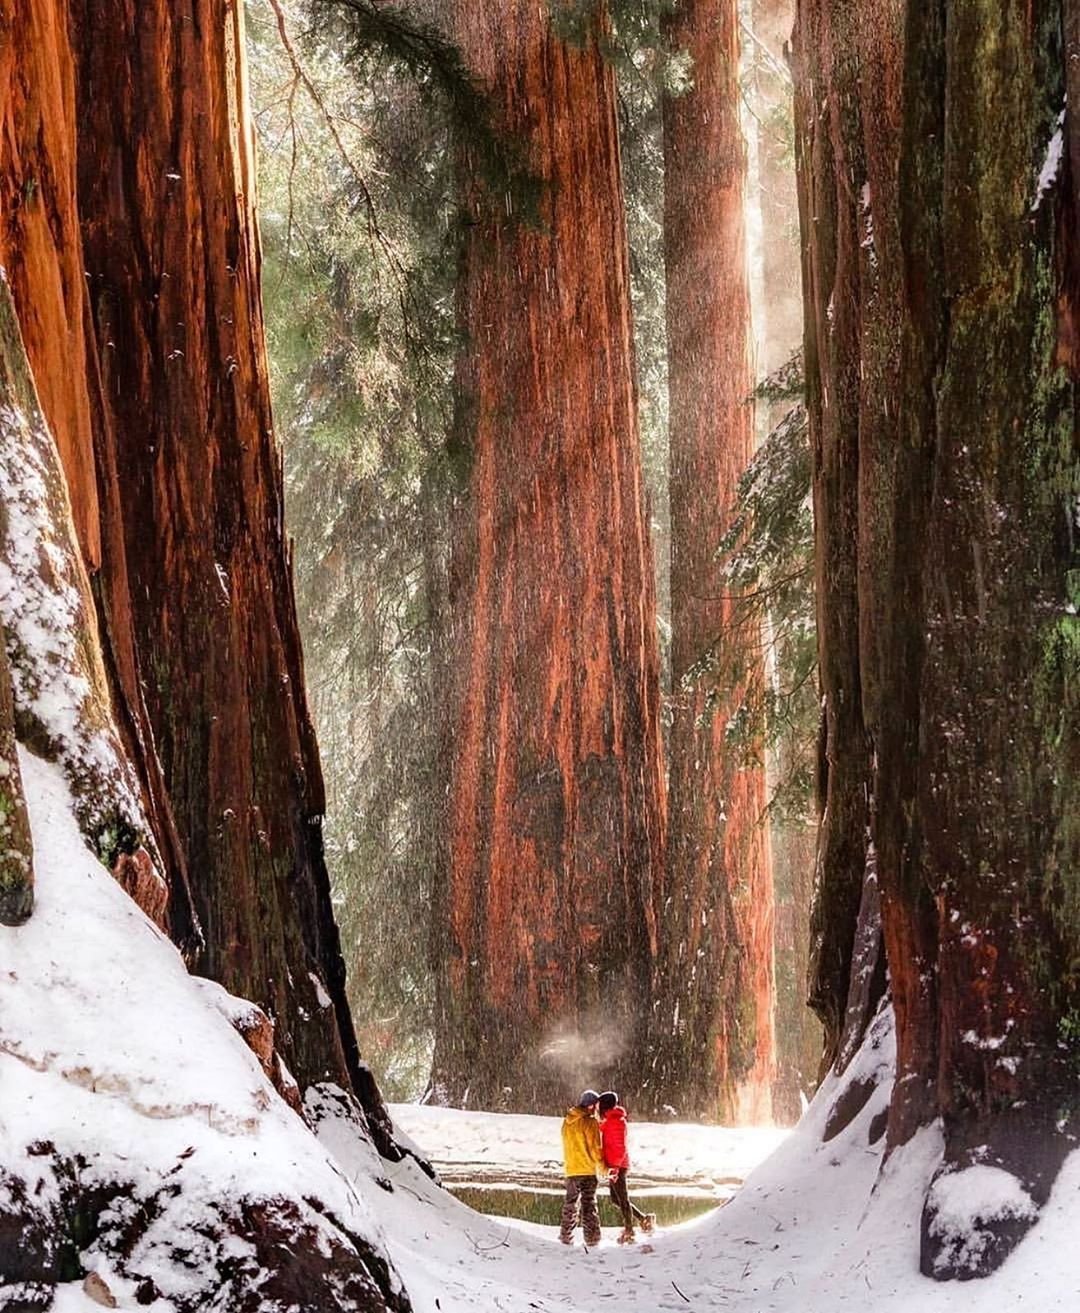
{"left": 652, "top": 0, "right": 776, "bottom": 1123}
{"left": 795, "top": 0, "right": 1080, "bottom": 1278}
{"left": 0, "top": 0, "right": 395, "bottom": 1156}
{"left": 432, "top": 0, "right": 667, "bottom": 1112}
{"left": 793, "top": 0, "right": 876, "bottom": 1066}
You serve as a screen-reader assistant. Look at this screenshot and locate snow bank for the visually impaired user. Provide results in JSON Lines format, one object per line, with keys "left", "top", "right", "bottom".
{"left": 3, "top": 746, "right": 1077, "bottom": 1312}
{"left": 375, "top": 1002, "right": 1079, "bottom": 1312}
{"left": 0, "top": 749, "right": 405, "bottom": 1312}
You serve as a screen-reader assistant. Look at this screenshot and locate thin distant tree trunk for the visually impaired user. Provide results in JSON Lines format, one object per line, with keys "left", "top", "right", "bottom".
{"left": 653, "top": 0, "right": 776, "bottom": 1123}
{"left": 433, "top": 0, "right": 667, "bottom": 1112}
{"left": 748, "top": 0, "right": 821, "bottom": 1122}
{"left": 795, "top": 0, "right": 1080, "bottom": 1278}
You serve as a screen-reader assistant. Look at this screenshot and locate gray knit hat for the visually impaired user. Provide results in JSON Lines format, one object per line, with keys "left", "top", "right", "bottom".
{"left": 578, "top": 1089, "right": 601, "bottom": 1108}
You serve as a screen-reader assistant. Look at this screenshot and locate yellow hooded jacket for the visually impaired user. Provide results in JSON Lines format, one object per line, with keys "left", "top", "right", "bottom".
{"left": 561, "top": 1106, "right": 604, "bottom": 1177}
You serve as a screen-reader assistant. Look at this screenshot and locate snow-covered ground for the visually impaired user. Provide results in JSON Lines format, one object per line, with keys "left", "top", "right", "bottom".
{"left": 373, "top": 1019, "right": 1078, "bottom": 1312}
{"left": 2, "top": 747, "right": 1077, "bottom": 1312}
{"left": 0, "top": 750, "right": 404, "bottom": 1313}
{"left": 387, "top": 1103, "right": 788, "bottom": 1196}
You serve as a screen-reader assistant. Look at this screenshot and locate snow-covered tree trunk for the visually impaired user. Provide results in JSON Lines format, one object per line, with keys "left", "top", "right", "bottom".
{"left": 795, "top": 0, "right": 1080, "bottom": 1278}
{"left": 0, "top": 0, "right": 401, "bottom": 1152}
{"left": 0, "top": 270, "right": 170, "bottom": 929}
{"left": 0, "top": 4, "right": 412, "bottom": 1307}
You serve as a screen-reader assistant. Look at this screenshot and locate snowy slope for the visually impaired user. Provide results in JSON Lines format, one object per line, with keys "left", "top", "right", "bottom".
{"left": 3, "top": 747, "right": 1076, "bottom": 1313}
{"left": 0, "top": 749, "right": 405, "bottom": 1312}
{"left": 372, "top": 1006, "right": 1079, "bottom": 1312}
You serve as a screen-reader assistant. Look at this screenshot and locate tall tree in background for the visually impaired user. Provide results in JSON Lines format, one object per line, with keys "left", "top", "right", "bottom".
{"left": 651, "top": 0, "right": 775, "bottom": 1121}
{"left": 796, "top": 0, "right": 1080, "bottom": 1278}
{"left": 431, "top": 0, "right": 667, "bottom": 1110}
{"left": 0, "top": 0, "right": 395, "bottom": 1156}
{"left": 748, "top": 0, "right": 822, "bottom": 1120}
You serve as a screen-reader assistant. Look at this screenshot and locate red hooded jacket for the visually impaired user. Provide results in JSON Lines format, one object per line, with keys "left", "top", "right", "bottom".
{"left": 600, "top": 1104, "right": 630, "bottom": 1169}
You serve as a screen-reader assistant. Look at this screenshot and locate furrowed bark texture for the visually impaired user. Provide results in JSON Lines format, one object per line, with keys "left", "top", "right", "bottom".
{"left": 0, "top": 271, "right": 174, "bottom": 931}
{"left": 795, "top": 0, "right": 1080, "bottom": 1278}
{"left": 433, "top": 1, "right": 667, "bottom": 1112}
{"left": 0, "top": 0, "right": 398, "bottom": 1162}
{"left": 68, "top": 0, "right": 378, "bottom": 1116}
{"left": 0, "top": 0, "right": 198, "bottom": 949}
{"left": 793, "top": 0, "right": 874, "bottom": 1065}
{"left": 654, "top": 0, "right": 776, "bottom": 1123}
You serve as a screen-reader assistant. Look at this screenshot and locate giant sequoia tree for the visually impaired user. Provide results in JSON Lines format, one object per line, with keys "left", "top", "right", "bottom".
{"left": 431, "top": 0, "right": 667, "bottom": 1110}
{"left": 651, "top": 0, "right": 776, "bottom": 1123}
{"left": 796, "top": 0, "right": 1080, "bottom": 1278}
{"left": 0, "top": 0, "right": 394, "bottom": 1154}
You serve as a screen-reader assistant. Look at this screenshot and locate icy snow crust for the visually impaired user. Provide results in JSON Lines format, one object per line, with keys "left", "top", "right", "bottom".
{"left": 0, "top": 749, "right": 399, "bottom": 1312}
{"left": 3, "top": 749, "right": 1077, "bottom": 1310}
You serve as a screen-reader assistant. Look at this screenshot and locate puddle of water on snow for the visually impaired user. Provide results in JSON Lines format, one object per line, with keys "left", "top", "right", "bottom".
{"left": 446, "top": 1183, "right": 725, "bottom": 1228}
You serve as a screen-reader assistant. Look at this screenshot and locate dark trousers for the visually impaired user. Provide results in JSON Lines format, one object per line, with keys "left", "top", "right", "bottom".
{"left": 560, "top": 1175, "right": 601, "bottom": 1244}
{"left": 609, "top": 1167, "right": 647, "bottom": 1231}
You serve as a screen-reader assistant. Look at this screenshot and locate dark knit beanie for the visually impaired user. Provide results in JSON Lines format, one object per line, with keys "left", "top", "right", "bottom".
{"left": 578, "top": 1089, "right": 601, "bottom": 1108}
{"left": 598, "top": 1090, "right": 618, "bottom": 1113}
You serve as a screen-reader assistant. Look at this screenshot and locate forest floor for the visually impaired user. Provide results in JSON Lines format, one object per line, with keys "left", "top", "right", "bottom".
{"left": 367, "top": 1065, "right": 1077, "bottom": 1313}
{"left": 4, "top": 749, "right": 1076, "bottom": 1313}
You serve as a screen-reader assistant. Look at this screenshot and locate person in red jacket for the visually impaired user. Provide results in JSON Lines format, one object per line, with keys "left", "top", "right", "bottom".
{"left": 598, "top": 1090, "right": 655, "bottom": 1244}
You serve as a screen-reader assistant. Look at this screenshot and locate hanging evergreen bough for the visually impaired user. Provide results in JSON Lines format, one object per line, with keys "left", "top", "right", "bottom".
{"left": 0, "top": 273, "right": 167, "bottom": 929}
{"left": 307, "top": 0, "right": 542, "bottom": 219}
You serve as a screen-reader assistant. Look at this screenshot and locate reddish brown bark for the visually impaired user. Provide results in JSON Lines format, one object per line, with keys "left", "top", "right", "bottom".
{"left": 0, "top": 0, "right": 99, "bottom": 564}
{"left": 432, "top": 1, "right": 666, "bottom": 1112}
{"left": 0, "top": 0, "right": 395, "bottom": 1158}
{"left": 651, "top": 0, "right": 775, "bottom": 1123}
{"left": 0, "top": 0, "right": 199, "bottom": 950}
{"left": 791, "top": 0, "right": 874, "bottom": 1066}
{"left": 795, "top": 0, "right": 1080, "bottom": 1278}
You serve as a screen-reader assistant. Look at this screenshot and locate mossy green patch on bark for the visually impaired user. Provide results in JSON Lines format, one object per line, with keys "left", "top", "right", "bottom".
{"left": 0, "top": 636, "right": 33, "bottom": 926}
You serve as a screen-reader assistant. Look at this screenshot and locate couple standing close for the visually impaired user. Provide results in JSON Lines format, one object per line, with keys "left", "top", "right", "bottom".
{"left": 560, "top": 1089, "right": 655, "bottom": 1247}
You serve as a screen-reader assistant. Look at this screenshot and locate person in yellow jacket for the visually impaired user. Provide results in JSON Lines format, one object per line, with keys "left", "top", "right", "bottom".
{"left": 558, "top": 1089, "right": 605, "bottom": 1246}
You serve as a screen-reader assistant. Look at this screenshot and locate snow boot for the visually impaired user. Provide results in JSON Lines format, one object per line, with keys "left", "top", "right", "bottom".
{"left": 617, "top": 1228, "right": 636, "bottom": 1245}
{"left": 640, "top": 1213, "right": 656, "bottom": 1235}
